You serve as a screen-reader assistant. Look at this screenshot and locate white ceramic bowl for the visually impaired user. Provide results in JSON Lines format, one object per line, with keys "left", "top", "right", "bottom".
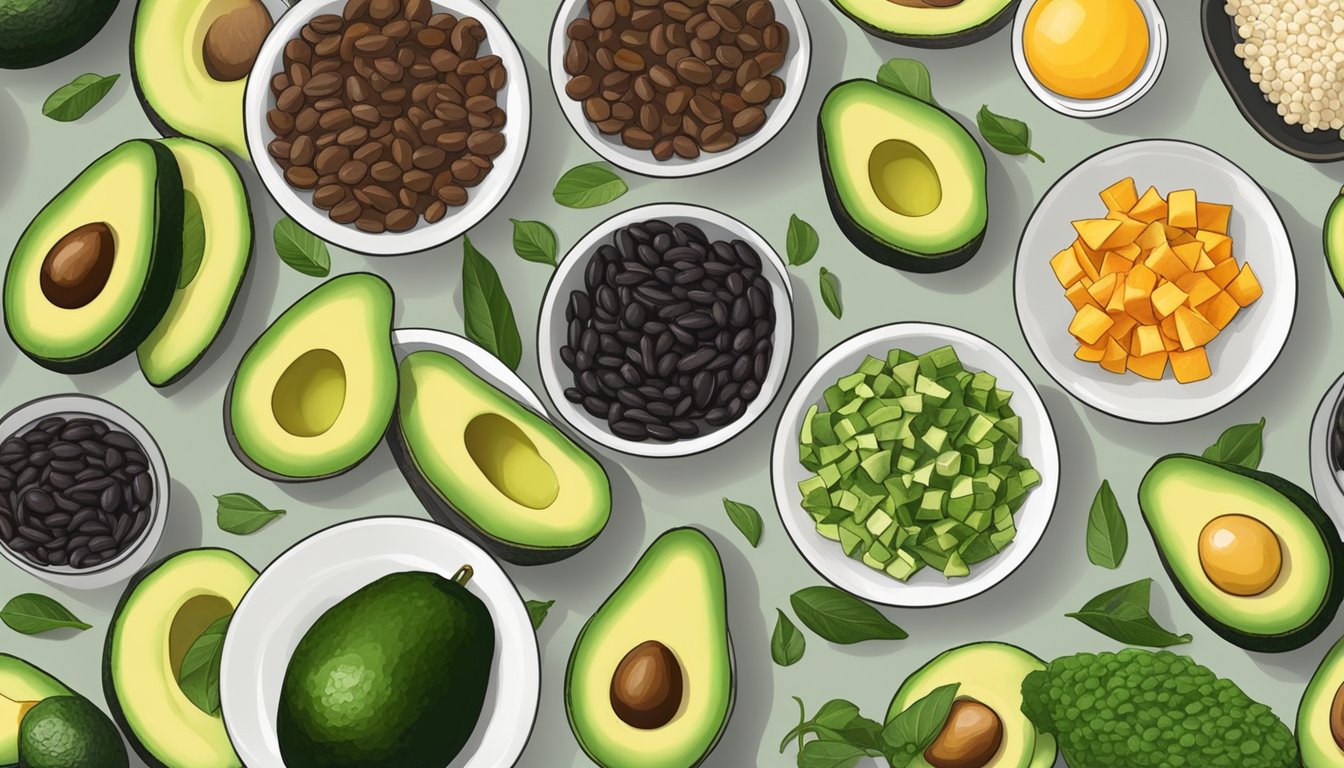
{"left": 392, "top": 328, "right": 546, "bottom": 414}
{"left": 220, "top": 517, "right": 540, "bottom": 768}
{"left": 1310, "top": 372, "right": 1344, "bottom": 538}
{"left": 244, "top": 0, "right": 531, "bottom": 256}
{"left": 547, "top": 0, "right": 811, "bottom": 178}
{"left": 1012, "top": 0, "right": 1167, "bottom": 118}
{"left": 0, "top": 395, "right": 169, "bottom": 591}
{"left": 537, "top": 203, "right": 794, "bottom": 458}
{"left": 1015, "top": 139, "right": 1296, "bottom": 424}
{"left": 770, "top": 323, "right": 1060, "bottom": 608}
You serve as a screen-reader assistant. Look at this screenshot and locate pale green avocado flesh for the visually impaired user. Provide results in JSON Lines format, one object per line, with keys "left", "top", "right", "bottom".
{"left": 830, "top": 0, "right": 1016, "bottom": 44}
{"left": 1324, "top": 189, "right": 1344, "bottom": 298}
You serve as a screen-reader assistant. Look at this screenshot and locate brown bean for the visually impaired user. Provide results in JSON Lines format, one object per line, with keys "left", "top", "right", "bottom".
{"left": 467, "top": 130, "right": 505, "bottom": 156}
{"left": 567, "top": 74, "right": 598, "bottom": 100}
{"left": 354, "top": 142, "right": 383, "bottom": 164}
{"left": 346, "top": 74, "right": 371, "bottom": 102}
{"left": 731, "top": 106, "right": 766, "bottom": 135}
{"left": 402, "top": 169, "right": 433, "bottom": 192}
{"left": 564, "top": 39, "right": 590, "bottom": 75}
{"left": 268, "top": 109, "right": 295, "bottom": 135}
{"left": 313, "top": 185, "right": 346, "bottom": 209}
{"left": 403, "top": 0, "right": 431, "bottom": 23}
{"left": 675, "top": 57, "right": 712, "bottom": 85}
{"left": 356, "top": 214, "right": 386, "bottom": 233}
{"left": 411, "top": 146, "right": 446, "bottom": 170}
{"left": 745, "top": 0, "right": 774, "bottom": 27}
{"left": 289, "top": 135, "right": 316, "bottom": 165}
{"left": 368, "top": 0, "right": 399, "bottom": 21}
{"left": 337, "top": 126, "right": 369, "bottom": 146}
{"left": 741, "top": 77, "right": 771, "bottom": 104}
{"left": 314, "top": 146, "right": 350, "bottom": 175}
{"left": 343, "top": 0, "right": 371, "bottom": 20}
{"left": 371, "top": 160, "right": 401, "bottom": 182}
{"left": 622, "top": 127, "right": 656, "bottom": 150}
{"left": 339, "top": 161, "right": 370, "bottom": 185}
{"left": 424, "top": 200, "right": 448, "bottom": 222}
{"left": 437, "top": 184, "right": 468, "bottom": 206}
{"left": 330, "top": 199, "right": 362, "bottom": 223}
{"left": 450, "top": 18, "right": 485, "bottom": 58}
{"left": 436, "top": 131, "right": 469, "bottom": 152}
{"left": 385, "top": 208, "right": 417, "bottom": 231}
{"left": 614, "top": 48, "right": 645, "bottom": 72}
{"left": 285, "top": 166, "right": 319, "bottom": 188}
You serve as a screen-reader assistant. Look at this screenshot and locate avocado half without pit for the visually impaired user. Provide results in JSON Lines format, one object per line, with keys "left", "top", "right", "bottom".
{"left": 819, "top": 80, "right": 988, "bottom": 273}
{"left": 830, "top": 0, "right": 1017, "bottom": 48}
{"left": 1299, "top": 633, "right": 1344, "bottom": 767}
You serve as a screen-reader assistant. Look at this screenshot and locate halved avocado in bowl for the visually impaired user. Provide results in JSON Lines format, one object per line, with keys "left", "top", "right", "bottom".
{"left": 832, "top": 0, "right": 1017, "bottom": 48}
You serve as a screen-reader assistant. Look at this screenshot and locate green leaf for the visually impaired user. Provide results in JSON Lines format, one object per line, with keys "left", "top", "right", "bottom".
{"left": 1066, "top": 578, "right": 1192, "bottom": 648}
{"left": 876, "top": 58, "right": 935, "bottom": 105}
{"left": 779, "top": 698, "right": 863, "bottom": 753}
{"left": 177, "top": 615, "right": 230, "bottom": 715}
{"left": 771, "top": 610, "right": 806, "bottom": 667}
{"left": 789, "top": 586, "right": 906, "bottom": 644}
{"left": 178, "top": 191, "right": 207, "bottom": 289}
{"left": 553, "top": 162, "right": 628, "bottom": 208}
{"left": 462, "top": 237, "right": 523, "bottom": 371}
{"left": 1202, "top": 418, "right": 1266, "bottom": 469}
{"left": 1086, "top": 479, "right": 1128, "bottom": 569}
{"left": 42, "top": 73, "right": 119, "bottom": 122}
{"left": 977, "top": 105, "right": 1044, "bottom": 162}
{"left": 0, "top": 594, "right": 91, "bottom": 635}
{"left": 273, "top": 218, "right": 331, "bottom": 277}
{"left": 798, "top": 740, "right": 867, "bottom": 768}
{"left": 215, "top": 493, "right": 286, "bottom": 535}
{"left": 723, "top": 497, "right": 763, "bottom": 547}
{"left": 818, "top": 268, "right": 842, "bottom": 319}
{"left": 883, "top": 683, "right": 959, "bottom": 752}
{"left": 510, "top": 219, "right": 559, "bottom": 266}
{"left": 525, "top": 599, "right": 554, "bottom": 629}
{"left": 786, "top": 214, "right": 820, "bottom": 266}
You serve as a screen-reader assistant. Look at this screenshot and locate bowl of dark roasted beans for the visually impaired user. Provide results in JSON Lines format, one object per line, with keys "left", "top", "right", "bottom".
{"left": 0, "top": 395, "right": 168, "bottom": 589}
{"left": 245, "top": 0, "right": 530, "bottom": 255}
{"left": 538, "top": 203, "right": 794, "bottom": 457}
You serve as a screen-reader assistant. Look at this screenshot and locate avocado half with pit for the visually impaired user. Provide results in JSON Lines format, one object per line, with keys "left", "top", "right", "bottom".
{"left": 225, "top": 272, "right": 398, "bottom": 481}
{"left": 886, "top": 642, "right": 1057, "bottom": 768}
{"left": 4, "top": 139, "right": 184, "bottom": 373}
{"left": 132, "top": 0, "right": 274, "bottom": 156}
{"left": 0, "top": 0, "right": 121, "bottom": 69}
{"left": 566, "top": 528, "right": 733, "bottom": 768}
{"left": 387, "top": 350, "right": 612, "bottom": 565}
{"left": 1299, "top": 633, "right": 1344, "bottom": 767}
{"left": 1323, "top": 187, "right": 1344, "bottom": 299}
{"left": 1138, "top": 454, "right": 1344, "bottom": 653}
{"left": 0, "top": 656, "right": 76, "bottom": 768}
{"left": 819, "top": 80, "right": 988, "bottom": 273}
{"left": 103, "top": 548, "right": 258, "bottom": 768}
{"left": 831, "top": 0, "right": 1017, "bottom": 48}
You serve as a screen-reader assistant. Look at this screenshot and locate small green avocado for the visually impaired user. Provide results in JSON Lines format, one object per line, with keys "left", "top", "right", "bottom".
{"left": 0, "top": 0, "right": 120, "bottom": 69}
{"left": 886, "top": 642, "right": 1056, "bottom": 768}
{"left": 829, "top": 0, "right": 1017, "bottom": 47}
{"left": 818, "top": 80, "right": 988, "bottom": 273}
{"left": 17, "top": 696, "right": 127, "bottom": 768}
{"left": 278, "top": 569, "right": 495, "bottom": 768}
{"left": 1139, "top": 454, "right": 1344, "bottom": 652}
{"left": 1298, "top": 633, "right": 1344, "bottom": 767}
{"left": 1323, "top": 187, "right": 1344, "bottom": 299}
{"left": 0, "top": 656, "right": 76, "bottom": 768}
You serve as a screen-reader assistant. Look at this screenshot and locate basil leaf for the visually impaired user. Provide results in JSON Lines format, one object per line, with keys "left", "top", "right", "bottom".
{"left": 525, "top": 599, "right": 554, "bottom": 629}
{"left": 43, "top": 73, "right": 119, "bottom": 122}
{"left": 798, "top": 739, "right": 866, "bottom": 768}
{"left": 790, "top": 586, "right": 906, "bottom": 644}
{"left": 1202, "top": 418, "right": 1265, "bottom": 469}
{"left": 510, "top": 219, "right": 558, "bottom": 266}
{"left": 216, "top": 493, "right": 286, "bottom": 535}
{"left": 771, "top": 610, "right": 806, "bottom": 666}
{"left": 1086, "top": 479, "right": 1128, "bottom": 569}
{"left": 786, "top": 214, "right": 819, "bottom": 266}
{"left": 723, "top": 497, "right": 763, "bottom": 547}
{"left": 883, "top": 683, "right": 959, "bottom": 752}
{"left": 834, "top": 715, "right": 883, "bottom": 752}
{"left": 977, "top": 105, "right": 1044, "bottom": 162}
{"left": 1066, "top": 578, "right": 1192, "bottom": 648}
{"left": 178, "top": 191, "right": 207, "bottom": 289}
{"left": 780, "top": 697, "right": 864, "bottom": 753}
{"left": 553, "top": 162, "right": 628, "bottom": 208}
{"left": 462, "top": 237, "right": 523, "bottom": 370}
{"left": 876, "top": 58, "right": 935, "bottom": 105}
{"left": 177, "top": 615, "right": 230, "bottom": 715}
{"left": 273, "top": 218, "right": 331, "bottom": 277}
{"left": 818, "top": 268, "right": 843, "bottom": 319}
{"left": 0, "top": 594, "right": 91, "bottom": 635}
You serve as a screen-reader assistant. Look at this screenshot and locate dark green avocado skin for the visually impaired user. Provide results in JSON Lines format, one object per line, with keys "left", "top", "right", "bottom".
{"left": 0, "top": 0, "right": 120, "bottom": 69}
{"left": 1140, "top": 454, "right": 1344, "bottom": 653}
{"left": 828, "top": 0, "right": 1018, "bottom": 48}
{"left": 277, "top": 571, "right": 495, "bottom": 768}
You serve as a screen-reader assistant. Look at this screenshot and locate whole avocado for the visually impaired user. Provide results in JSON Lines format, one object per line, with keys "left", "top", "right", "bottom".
{"left": 277, "top": 569, "right": 495, "bottom": 768}
{"left": 18, "top": 695, "right": 128, "bottom": 768}
{"left": 0, "top": 0, "right": 120, "bottom": 69}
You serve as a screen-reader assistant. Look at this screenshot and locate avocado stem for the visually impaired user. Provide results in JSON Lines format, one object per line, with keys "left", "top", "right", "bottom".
{"left": 452, "top": 565, "right": 474, "bottom": 586}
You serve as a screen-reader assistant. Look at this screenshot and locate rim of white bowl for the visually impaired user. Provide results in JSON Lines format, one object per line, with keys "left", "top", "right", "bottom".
{"left": 391, "top": 328, "right": 547, "bottom": 414}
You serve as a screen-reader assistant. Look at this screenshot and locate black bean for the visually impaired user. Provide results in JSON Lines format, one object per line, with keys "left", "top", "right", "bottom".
{"left": 596, "top": 354, "right": 623, "bottom": 370}
{"left": 0, "top": 516, "right": 10, "bottom": 540}
{"left": 611, "top": 420, "right": 648, "bottom": 440}
{"left": 706, "top": 407, "right": 734, "bottom": 426}
{"left": 70, "top": 508, "right": 98, "bottom": 531}
{"left": 732, "top": 355, "right": 753, "bottom": 382}
{"left": 560, "top": 346, "right": 578, "bottom": 370}
{"left": 617, "top": 329, "right": 642, "bottom": 346}
{"left": 89, "top": 535, "right": 118, "bottom": 553}
{"left": 636, "top": 285, "right": 674, "bottom": 304}
{"left": 614, "top": 270, "right": 648, "bottom": 287}
{"left": 617, "top": 389, "right": 646, "bottom": 409}
{"left": 657, "top": 354, "right": 678, "bottom": 379}
{"left": 564, "top": 388, "right": 585, "bottom": 404}
{"left": 707, "top": 352, "right": 735, "bottom": 371}
{"left": 579, "top": 371, "right": 601, "bottom": 397}
{"left": 599, "top": 370, "right": 624, "bottom": 392}
{"left": 124, "top": 463, "right": 146, "bottom": 476}
{"left": 720, "top": 382, "right": 741, "bottom": 405}
{"left": 36, "top": 417, "right": 64, "bottom": 433}
{"left": 658, "top": 301, "right": 693, "bottom": 320}
{"left": 582, "top": 397, "right": 609, "bottom": 419}
{"left": 742, "top": 380, "right": 761, "bottom": 401}
{"left": 678, "top": 348, "right": 715, "bottom": 372}
{"left": 128, "top": 509, "right": 150, "bottom": 542}
{"left": 22, "top": 489, "right": 54, "bottom": 515}
{"left": 676, "top": 312, "right": 714, "bottom": 330}
{"left": 60, "top": 424, "right": 92, "bottom": 441}
{"left": 636, "top": 244, "right": 662, "bottom": 269}
{"left": 44, "top": 511, "right": 71, "bottom": 528}
{"left": 28, "top": 449, "right": 53, "bottom": 466}
{"left": 748, "top": 285, "right": 768, "bottom": 317}
{"left": 693, "top": 371, "right": 716, "bottom": 408}
{"left": 113, "top": 515, "right": 132, "bottom": 542}
{"left": 730, "top": 297, "right": 751, "bottom": 328}
{"left": 16, "top": 467, "right": 37, "bottom": 487}
{"left": 754, "top": 350, "right": 771, "bottom": 382}
{"left": 620, "top": 363, "right": 643, "bottom": 386}
{"left": 133, "top": 473, "right": 153, "bottom": 505}
{"left": 669, "top": 419, "right": 700, "bottom": 437}
{"left": 18, "top": 525, "right": 50, "bottom": 544}
{"left": 49, "top": 459, "right": 82, "bottom": 474}
{"left": 7, "top": 537, "right": 33, "bottom": 552}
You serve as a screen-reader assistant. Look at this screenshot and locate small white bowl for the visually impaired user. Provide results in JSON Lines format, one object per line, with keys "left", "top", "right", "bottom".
{"left": 770, "top": 323, "right": 1060, "bottom": 608}
{"left": 0, "top": 395, "right": 169, "bottom": 591}
{"left": 1012, "top": 0, "right": 1167, "bottom": 119}
{"left": 1015, "top": 139, "right": 1296, "bottom": 424}
{"left": 391, "top": 328, "right": 546, "bottom": 414}
{"left": 244, "top": 0, "right": 532, "bottom": 256}
{"left": 1310, "top": 372, "right": 1344, "bottom": 538}
{"left": 220, "top": 517, "right": 540, "bottom": 768}
{"left": 537, "top": 203, "right": 795, "bottom": 459}
{"left": 547, "top": 0, "right": 812, "bottom": 178}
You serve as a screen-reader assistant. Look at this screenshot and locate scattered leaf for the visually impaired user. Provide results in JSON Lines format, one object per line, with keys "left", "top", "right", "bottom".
{"left": 786, "top": 214, "right": 820, "bottom": 266}
{"left": 1086, "top": 480, "right": 1128, "bottom": 569}
{"left": 178, "top": 191, "right": 206, "bottom": 289}
{"left": 723, "top": 497, "right": 763, "bottom": 547}
{"left": 177, "top": 615, "right": 230, "bottom": 715}
{"left": 525, "top": 599, "right": 554, "bottom": 630}
{"left": 876, "top": 59, "right": 935, "bottom": 105}
{"left": 1202, "top": 418, "right": 1266, "bottom": 469}
{"left": 510, "top": 219, "right": 559, "bottom": 266}
{"left": 273, "top": 218, "right": 331, "bottom": 277}
{"left": 798, "top": 740, "right": 866, "bottom": 768}
{"left": 0, "top": 594, "right": 91, "bottom": 635}
{"left": 789, "top": 586, "right": 906, "bottom": 644}
{"left": 42, "top": 73, "right": 119, "bottom": 122}
{"left": 819, "top": 268, "right": 843, "bottom": 319}
{"left": 462, "top": 237, "right": 523, "bottom": 370}
{"left": 215, "top": 493, "right": 286, "bottom": 535}
{"left": 882, "top": 683, "right": 959, "bottom": 754}
{"left": 553, "top": 162, "right": 628, "bottom": 208}
{"left": 977, "top": 105, "right": 1044, "bottom": 162}
{"left": 771, "top": 610, "right": 806, "bottom": 667}
{"left": 1066, "top": 578, "right": 1192, "bottom": 648}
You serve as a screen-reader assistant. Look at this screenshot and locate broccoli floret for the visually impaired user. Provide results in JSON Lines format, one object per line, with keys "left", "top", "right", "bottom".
{"left": 1020, "top": 649, "right": 1296, "bottom": 768}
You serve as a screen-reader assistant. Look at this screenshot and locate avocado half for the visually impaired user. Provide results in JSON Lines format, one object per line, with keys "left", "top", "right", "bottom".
{"left": 0, "top": 0, "right": 120, "bottom": 69}
{"left": 103, "top": 548, "right": 258, "bottom": 768}
{"left": 819, "top": 80, "right": 988, "bottom": 273}
{"left": 1299, "top": 633, "right": 1344, "bottom": 767}
{"left": 387, "top": 350, "right": 612, "bottom": 565}
{"left": 831, "top": 0, "right": 1018, "bottom": 48}
{"left": 1138, "top": 454, "right": 1344, "bottom": 653}
{"left": 3, "top": 139, "right": 184, "bottom": 373}
{"left": 1323, "top": 188, "right": 1344, "bottom": 299}
{"left": 566, "top": 528, "right": 734, "bottom": 768}
{"left": 0, "top": 656, "right": 76, "bottom": 768}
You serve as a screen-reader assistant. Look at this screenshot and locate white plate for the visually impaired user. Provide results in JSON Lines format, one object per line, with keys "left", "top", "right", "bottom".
{"left": 392, "top": 328, "right": 546, "bottom": 415}
{"left": 1310, "top": 372, "right": 1344, "bottom": 537}
{"left": 220, "top": 517, "right": 539, "bottom": 768}
{"left": 536, "top": 203, "right": 795, "bottom": 458}
{"left": 770, "top": 323, "right": 1060, "bottom": 608}
{"left": 547, "top": 0, "right": 811, "bottom": 178}
{"left": 244, "top": 0, "right": 531, "bottom": 256}
{"left": 1015, "top": 139, "right": 1296, "bottom": 424}
{"left": 1012, "top": 0, "right": 1167, "bottom": 118}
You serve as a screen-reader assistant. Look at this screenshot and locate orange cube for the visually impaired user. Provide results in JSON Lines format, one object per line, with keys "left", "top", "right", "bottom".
{"left": 1151, "top": 281, "right": 1189, "bottom": 318}
{"left": 1135, "top": 220, "right": 1168, "bottom": 250}
{"left": 1176, "top": 273, "right": 1221, "bottom": 308}
{"left": 1133, "top": 324, "right": 1165, "bottom": 357}
{"left": 1196, "top": 201, "right": 1233, "bottom": 234}
{"left": 1076, "top": 343, "right": 1106, "bottom": 363}
{"left": 1171, "top": 347, "right": 1212, "bottom": 383}
{"left": 1073, "top": 241, "right": 1102, "bottom": 282}
{"left": 1101, "top": 177, "right": 1139, "bottom": 212}
{"left": 1168, "top": 189, "right": 1198, "bottom": 229}
{"left": 1087, "top": 273, "right": 1118, "bottom": 305}
{"left": 1100, "top": 338, "right": 1128, "bottom": 374}
{"left": 1070, "top": 304, "right": 1114, "bottom": 345}
{"left": 1051, "top": 247, "right": 1085, "bottom": 287}
{"left": 1195, "top": 230, "right": 1233, "bottom": 261}
{"left": 1066, "top": 281, "right": 1098, "bottom": 310}
{"left": 1073, "top": 219, "right": 1122, "bottom": 251}
{"left": 1171, "top": 242, "right": 1207, "bottom": 271}
{"left": 1101, "top": 252, "right": 1133, "bottom": 277}
{"left": 1145, "top": 243, "right": 1189, "bottom": 282}
{"left": 1128, "top": 351, "right": 1169, "bottom": 380}
{"left": 1226, "top": 263, "right": 1263, "bottom": 307}
{"left": 1174, "top": 306, "right": 1219, "bottom": 350}
{"left": 1205, "top": 257, "right": 1240, "bottom": 288}
{"left": 1129, "top": 186, "right": 1168, "bottom": 223}
{"left": 1198, "top": 291, "right": 1241, "bottom": 330}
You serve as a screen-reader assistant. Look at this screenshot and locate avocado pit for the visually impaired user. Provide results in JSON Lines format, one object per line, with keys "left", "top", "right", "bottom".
{"left": 924, "top": 698, "right": 1003, "bottom": 768}
{"left": 1198, "top": 513, "right": 1283, "bottom": 596}
{"left": 610, "top": 640, "right": 683, "bottom": 729}
{"left": 868, "top": 140, "right": 942, "bottom": 217}
{"left": 202, "top": 0, "right": 273, "bottom": 82}
{"left": 40, "top": 222, "right": 115, "bottom": 310}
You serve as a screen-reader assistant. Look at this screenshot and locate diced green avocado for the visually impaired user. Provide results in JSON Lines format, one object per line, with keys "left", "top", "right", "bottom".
{"left": 18, "top": 696, "right": 127, "bottom": 768}
{"left": 0, "top": 0, "right": 119, "bottom": 69}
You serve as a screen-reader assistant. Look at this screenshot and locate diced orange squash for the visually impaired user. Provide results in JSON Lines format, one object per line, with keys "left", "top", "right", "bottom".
{"left": 1174, "top": 306, "right": 1219, "bottom": 350}
{"left": 1100, "top": 252, "right": 1132, "bottom": 277}
{"left": 1108, "top": 312, "right": 1137, "bottom": 340}
{"left": 1205, "top": 257, "right": 1240, "bottom": 288}
{"left": 1193, "top": 251, "right": 1216, "bottom": 272}
{"left": 1168, "top": 189, "right": 1198, "bottom": 229}
{"left": 1069, "top": 304, "right": 1114, "bottom": 345}
{"left": 1176, "top": 273, "right": 1221, "bottom": 307}
{"left": 1168, "top": 229, "right": 1197, "bottom": 247}
{"left": 1073, "top": 241, "right": 1102, "bottom": 282}
{"left": 1171, "top": 242, "right": 1207, "bottom": 271}
{"left": 1128, "top": 351, "right": 1169, "bottom": 380}
{"left": 1133, "top": 324, "right": 1165, "bottom": 357}
{"left": 1075, "top": 342, "right": 1106, "bottom": 363}
{"left": 1196, "top": 201, "right": 1233, "bottom": 234}
{"left": 1151, "top": 281, "right": 1188, "bottom": 318}
{"left": 1073, "top": 218, "right": 1123, "bottom": 251}
{"left": 1113, "top": 242, "right": 1142, "bottom": 262}
{"left": 1145, "top": 243, "right": 1189, "bottom": 282}
{"left": 1106, "top": 282, "right": 1128, "bottom": 314}
{"left": 1195, "top": 230, "right": 1233, "bottom": 262}
{"left": 1129, "top": 186, "right": 1168, "bottom": 223}
{"left": 1051, "top": 247, "right": 1085, "bottom": 287}
{"left": 1100, "top": 338, "right": 1128, "bottom": 374}
{"left": 1065, "top": 280, "right": 1098, "bottom": 310}
{"left": 1101, "top": 177, "right": 1139, "bottom": 212}
{"left": 1101, "top": 218, "right": 1147, "bottom": 249}
{"left": 1159, "top": 314, "right": 1180, "bottom": 343}
{"left": 1087, "top": 273, "right": 1118, "bottom": 305}
{"left": 1124, "top": 265, "right": 1158, "bottom": 324}
{"left": 1170, "top": 347, "right": 1211, "bottom": 383}
{"left": 1135, "top": 221, "right": 1167, "bottom": 250}
{"left": 1226, "top": 263, "right": 1263, "bottom": 307}
{"left": 1198, "top": 291, "right": 1241, "bottom": 330}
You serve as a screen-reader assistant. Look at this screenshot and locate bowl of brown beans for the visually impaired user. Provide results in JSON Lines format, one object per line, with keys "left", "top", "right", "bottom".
{"left": 244, "top": 0, "right": 530, "bottom": 255}
{"left": 549, "top": 0, "right": 811, "bottom": 178}
{"left": 0, "top": 395, "right": 169, "bottom": 590}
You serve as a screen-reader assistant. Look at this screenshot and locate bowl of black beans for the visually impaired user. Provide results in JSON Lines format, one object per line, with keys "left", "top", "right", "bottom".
{"left": 538, "top": 203, "right": 794, "bottom": 458}
{"left": 0, "top": 395, "right": 168, "bottom": 589}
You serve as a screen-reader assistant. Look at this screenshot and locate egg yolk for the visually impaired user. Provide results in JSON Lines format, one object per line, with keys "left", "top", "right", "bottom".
{"left": 1198, "top": 514, "right": 1283, "bottom": 597}
{"left": 1024, "top": 0, "right": 1150, "bottom": 100}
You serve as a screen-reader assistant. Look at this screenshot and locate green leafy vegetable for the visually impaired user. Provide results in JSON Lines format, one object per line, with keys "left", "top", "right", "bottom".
{"left": 977, "top": 105, "right": 1044, "bottom": 162}
{"left": 462, "top": 237, "right": 523, "bottom": 370}
{"left": 553, "top": 162, "right": 628, "bottom": 208}
{"left": 771, "top": 610, "right": 806, "bottom": 667}
{"left": 273, "top": 218, "right": 332, "bottom": 277}
{"left": 177, "top": 615, "right": 230, "bottom": 715}
{"left": 789, "top": 586, "right": 906, "bottom": 644}
{"left": 1066, "top": 578, "right": 1192, "bottom": 648}
{"left": 1202, "top": 418, "right": 1265, "bottom": 469}
{"left": 787, "top": 214, "right": 820, "bottom": 266}
{"left": 178, "top": 191, "right": 206, "bottom": 289}
{"left": 876, "top": 59, "right": 935, "bottom": 105}
{"left": 525, "top": 599, "right": 554, "bottom": 630}
{"left": 781, "top": 697, "right": 888, "bottom": 766}
{"left": 510, "top": 219, "right": 559, "bottom": 266}
{"left": 215, "top": 493, "right": 286, "bottom": 535}
{"left": 43, "top": 73, "right": 119, "bottom": 122}
{"left": 1086, "top": 479, "right": 1128, "bottom": 569}
{"left": 819, "top": 268, "right": 843, "bottom": 319}
{"left": 723, "top": 497, "right": 763, "bottom": 547}
{"left": 0, "top": 594, "right": 91, "bottom": 634}
{"left": 780, "top": 698, "right": 864, "bottom": 752}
